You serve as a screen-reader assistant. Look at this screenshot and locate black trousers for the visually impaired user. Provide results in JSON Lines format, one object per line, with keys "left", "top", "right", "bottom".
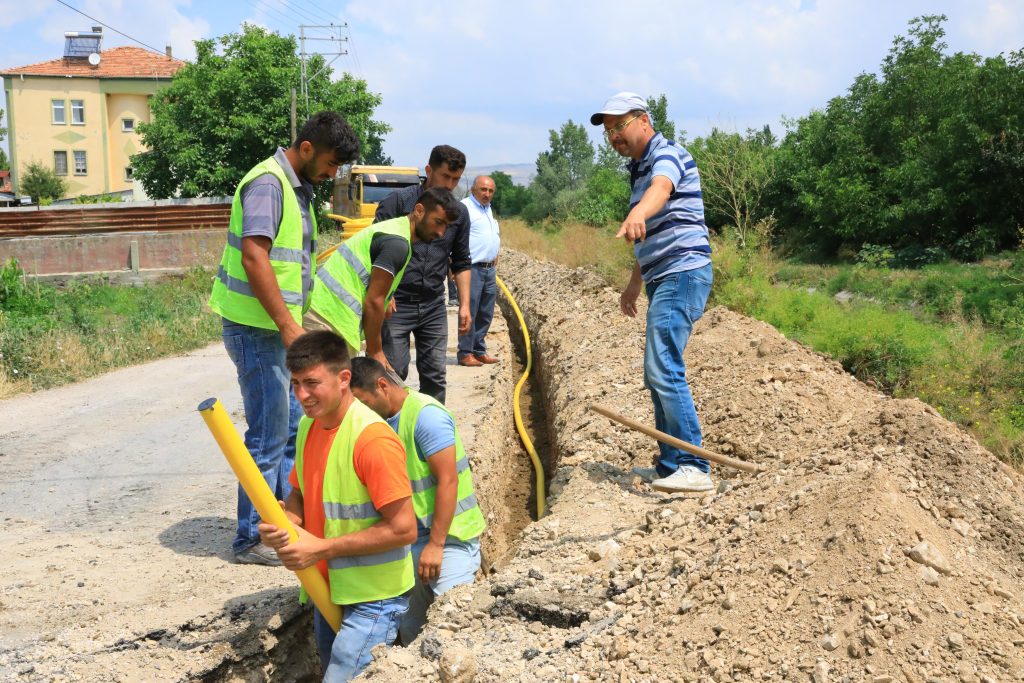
{"left": 382, "top": 295, "right": 448, "bottom": 403}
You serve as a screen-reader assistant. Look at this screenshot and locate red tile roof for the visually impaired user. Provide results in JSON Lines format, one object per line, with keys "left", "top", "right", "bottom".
{"left": 2, "top": 46, "right": 184, "bottom": 79}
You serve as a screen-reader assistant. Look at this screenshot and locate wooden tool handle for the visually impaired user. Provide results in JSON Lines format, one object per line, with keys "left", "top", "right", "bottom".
{"left": 591, "top": 403, "right": 762, "bottom": 473}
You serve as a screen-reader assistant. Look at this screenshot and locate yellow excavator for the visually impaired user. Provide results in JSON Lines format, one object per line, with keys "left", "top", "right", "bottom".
{"left": 328, "top": 165, "right": 421, "bottom": 240}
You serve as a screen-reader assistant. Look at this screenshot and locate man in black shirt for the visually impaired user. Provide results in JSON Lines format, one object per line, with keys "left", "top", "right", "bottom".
{"left": 374, "top": 145, "right": 472, "bottom": 404}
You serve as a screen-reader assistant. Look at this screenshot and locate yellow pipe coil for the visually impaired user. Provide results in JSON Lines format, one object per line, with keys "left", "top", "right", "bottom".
{"left": 495, "top": 275, "right": 546, "bottom": 519}
{"left": 197, "top": 398, "right": 342, "bottom": 632}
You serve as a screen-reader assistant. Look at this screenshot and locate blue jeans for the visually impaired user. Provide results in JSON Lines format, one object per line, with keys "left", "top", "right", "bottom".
{"left": 447, "top": 273, "right": 459, "bottom": 304}
{"left": 643, "top": 264, "right": 712, "bottom": 477}
{"left": 399, "top": 535, "right": 481, "bottom": 644}
{"left": 382, "top": 296, "right": 449, "bottom": 403}
{"left": 221, "top": 319, "right": 301, "bottom": 553}
{"left": 457, "top": 264, "right": 497, "bottom": 360}
{"left": 313, "top": 597, "right": 408, "bottom": 682}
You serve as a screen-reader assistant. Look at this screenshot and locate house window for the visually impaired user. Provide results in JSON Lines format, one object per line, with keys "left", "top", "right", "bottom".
{"left": 52, "top": 100, "right": 66, "bottom": 124}
{"left": 124, "top": 166, "right": 134, "bottom": 181}
{"left": 73, "top": 151, "right": 88, "bottom": 175}
{"left": 122, "top": 118, "right": 135, "bottom": 132}
{"left": 71, "top": 100, "right": 85, "bottom": 125}
{"left": 54, "top": 151, "right": 68, "bottom": 176}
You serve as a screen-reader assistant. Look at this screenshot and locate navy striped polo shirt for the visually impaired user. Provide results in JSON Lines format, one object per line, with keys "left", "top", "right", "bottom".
{"left": 628, "top": 132, "right": 711, "bottom": 283}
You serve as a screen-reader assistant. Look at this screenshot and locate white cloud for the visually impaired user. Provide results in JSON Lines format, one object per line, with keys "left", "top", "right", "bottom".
{"left": 0, "top": 0, "right": 51, "bottom": 29}
{"left": 962, "top": 1, "right": 1024, "bottom": 56}
{"left": 27, "top": 0, "right": 209, "bottom": 62}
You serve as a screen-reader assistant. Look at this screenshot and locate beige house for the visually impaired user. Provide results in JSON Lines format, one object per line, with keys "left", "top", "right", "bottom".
{"left": 1, "top": 30, "right": 183, "bottom": 199}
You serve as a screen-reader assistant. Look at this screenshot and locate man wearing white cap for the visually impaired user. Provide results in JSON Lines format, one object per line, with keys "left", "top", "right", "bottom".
{"left": 591, "top": 92, "right": 714, "bottom": 493}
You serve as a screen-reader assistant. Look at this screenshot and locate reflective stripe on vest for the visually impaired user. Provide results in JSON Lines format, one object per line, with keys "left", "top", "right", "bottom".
{"left": 225, "top": 231, "right": 306, "bottom": 264}
{"left": 418, "top": 492, "right": 482, "bottom": 532}
{"left": 396, "top": 390, "right": 487, "bottom": 542}
{"left": 208, "top": 156, "right": 316, "bottom": 330}
{"left": 294, "top": 400, "right": 414, "bottom": 605}
{"left": 309, "top": 216, "right": 412, "bottom": 351}
{"left": 216, "top": 265, "right": 304, "bottom": 307}
{"left": 409, "top": 456, "right": 470, "bottom": 493}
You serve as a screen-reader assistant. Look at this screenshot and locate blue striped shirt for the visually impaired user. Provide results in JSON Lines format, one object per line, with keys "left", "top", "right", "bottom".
{"left": 628, "top": 133, "right": 711, "bottom": 283}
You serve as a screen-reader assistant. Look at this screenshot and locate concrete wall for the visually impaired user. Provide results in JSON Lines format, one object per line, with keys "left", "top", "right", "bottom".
{"left": 0, "top": 228, "right": 224, "bottom": 277}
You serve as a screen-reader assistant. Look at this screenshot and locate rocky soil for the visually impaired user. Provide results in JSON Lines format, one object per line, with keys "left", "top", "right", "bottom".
{"left": 362, "top": 250, "right": 1024, "bottom": 683}
{"left": 0, "top": 311, "right": 524, "bottom": 683}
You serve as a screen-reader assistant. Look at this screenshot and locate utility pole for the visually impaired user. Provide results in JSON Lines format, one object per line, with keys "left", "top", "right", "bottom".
{"left": 290, "top": 88, "right": 297, "bottom": 141}
{"left": 299, "top": 24, "right": 348, "bottom": 115}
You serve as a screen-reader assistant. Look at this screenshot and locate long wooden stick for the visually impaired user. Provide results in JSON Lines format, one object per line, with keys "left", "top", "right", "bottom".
{"left": 591, "top": 403, "right": 762, "bottom": 473}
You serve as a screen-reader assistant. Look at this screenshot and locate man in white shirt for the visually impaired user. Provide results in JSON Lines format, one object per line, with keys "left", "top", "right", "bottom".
{"left": 456, "top": 175, "right": 501, "bottom": 367}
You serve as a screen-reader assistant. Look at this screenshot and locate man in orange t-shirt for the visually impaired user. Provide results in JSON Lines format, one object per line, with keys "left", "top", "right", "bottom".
{"left": 258, "top": 330, "right": 416, "bottom": 681}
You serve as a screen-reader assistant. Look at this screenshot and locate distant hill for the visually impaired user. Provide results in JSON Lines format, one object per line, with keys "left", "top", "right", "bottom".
{"left": 463, "top": 163, "right": 533, "bottom": 187}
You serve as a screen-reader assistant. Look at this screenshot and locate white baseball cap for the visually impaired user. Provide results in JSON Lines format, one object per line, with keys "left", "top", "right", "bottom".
{"left": 590, "top": 91, "right": 649, "bottom": 126}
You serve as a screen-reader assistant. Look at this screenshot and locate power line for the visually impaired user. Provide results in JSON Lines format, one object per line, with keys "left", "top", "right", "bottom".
{"left": 345, "top": 25, "right": 364, "bottom": 80}
{"left": 304, "top": 1, "right": 342, "bottom": 27}
{"left": 53, "top": 0, "right": 175, "bottom": 59}
{"left": 275, "top": 0, "right": 328, "bottom": 29}
{"left": 293, "top": 0, "right": 340, "bottom": 26}
{"left": 244, "top": 0, "right": 302, "bottom": 35}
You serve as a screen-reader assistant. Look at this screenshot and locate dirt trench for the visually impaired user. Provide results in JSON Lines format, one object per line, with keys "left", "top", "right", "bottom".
{"left": 192, "top": 307, "right": 544, "bottom": 682}
{"left": 361, "top": 250, "right": 1024, "bottom": 683}
{"left": 0, "top": 300, "right": 539, "bottom": 682}
{"left": 4, "top": 250, "right": 1024, "bottom": 682}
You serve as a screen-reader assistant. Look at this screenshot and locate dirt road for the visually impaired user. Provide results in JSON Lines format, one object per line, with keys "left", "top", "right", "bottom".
{"left": 0, "top": 309, "right": 514, "bottom": 682}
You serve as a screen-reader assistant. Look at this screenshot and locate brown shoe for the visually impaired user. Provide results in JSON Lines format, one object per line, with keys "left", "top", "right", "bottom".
{"left": 474, "top": 354, "right": 500, "bottom": 364}
{"left": 458, "top": 355, "right": 484, "bottom": 367}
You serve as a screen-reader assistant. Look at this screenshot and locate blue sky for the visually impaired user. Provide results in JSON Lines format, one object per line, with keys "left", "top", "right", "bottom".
{"left": 2, "top": 0, "right": 1022, "bottom": 170}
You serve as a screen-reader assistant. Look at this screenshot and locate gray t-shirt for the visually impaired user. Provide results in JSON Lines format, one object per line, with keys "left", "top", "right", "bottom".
{"left": 370, "top": 233, "right": 411, "bottom": 277}
{"left": 239, "top": 147, "right": 316, "bottom": 305}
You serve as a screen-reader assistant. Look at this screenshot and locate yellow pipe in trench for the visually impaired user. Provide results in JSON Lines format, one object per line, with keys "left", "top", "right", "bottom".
{"left": 197, "top": 398, "right": 342, "bottom": 633}
{"left": 495, "top": 275, "right": 546, "bottom": 519}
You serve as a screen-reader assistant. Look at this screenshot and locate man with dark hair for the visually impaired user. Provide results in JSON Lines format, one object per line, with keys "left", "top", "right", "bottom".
{"left": 209, "top": 111, "right": 360, "bottom": 565}
{"left": 308, "top": 187, "right": 459, "bottom": 366}
{"left": 259, "top": 330, "right": 416, "bottom": 681}
{"left": 349, "top": 356, "right": 485, "bottom": 644}
{"left": 590, "top": 92, "right": 714, "bottom": 494}
{"left": 374, "top": 145, "right": 472, "bottom": 403}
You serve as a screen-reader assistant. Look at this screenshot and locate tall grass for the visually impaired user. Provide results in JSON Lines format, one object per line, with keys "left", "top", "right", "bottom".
{"left": 502, "top": 219, "right": 635, "bottom": 286}
{"left": 0, "top": 260, "right": 220, "bottom": 397}
{"left": 502, "top": 220, "right": 1023, "bottom": 467}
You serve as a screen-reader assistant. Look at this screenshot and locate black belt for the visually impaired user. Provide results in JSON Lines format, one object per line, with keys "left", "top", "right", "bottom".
{"left": 395, "top": 292, "right": 443, "bottom": 304}
{"left": 473, "top": 260, "right": 497, "bottom": 268}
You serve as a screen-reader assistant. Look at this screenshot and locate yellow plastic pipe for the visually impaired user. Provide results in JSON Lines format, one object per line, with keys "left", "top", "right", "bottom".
{"left": 495, "top": 275, "right": 546, "bottom": 519}
{"left": 197, "top": 398, "right": 342, "bottom": 632}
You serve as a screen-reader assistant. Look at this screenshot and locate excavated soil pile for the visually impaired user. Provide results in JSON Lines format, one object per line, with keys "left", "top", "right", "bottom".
{"left": 363, "top": 250, "right": 1024, "bottom": 683}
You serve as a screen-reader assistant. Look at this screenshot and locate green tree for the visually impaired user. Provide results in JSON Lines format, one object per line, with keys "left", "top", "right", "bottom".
{"left": 490, "top": 171, "right": 531, "bottom": 217}
{"left": 646, "top": 94, "right": 678, "bottom": 143}
{"left": 524, "top": 120, "right": 595, "bottom": 222}
{"left": 769, "top": 15, "right": 1024, "bottom": 259}
{"left": 690, "top": 127, "right": 777, "bottom": 247}
{"left": 133, "top": 24, "right": 390, "bottom": 210}
{"left": 572, "top": 167, "right": 630, "bottom": 226}
{"left": 0, "top": 107, "right": 8, "bottom": 171}
{"left": 20, "top": 161, "right": 68, "bottom": 202}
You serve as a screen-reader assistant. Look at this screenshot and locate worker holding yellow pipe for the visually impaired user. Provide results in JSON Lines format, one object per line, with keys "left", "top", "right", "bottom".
{"left": 198, "top": 397, "right": 342, "bottom": 632}
{"left": 258, "top": 330, "right": 417, "bottom": 680}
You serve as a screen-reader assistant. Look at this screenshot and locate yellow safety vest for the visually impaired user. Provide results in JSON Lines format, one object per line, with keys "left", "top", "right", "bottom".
{"left": 395, "top": 390, "right": 486, "bottom": 541}
{"left": 209, "top": 156, "right": 316, "bottom": 329}
{"left": 295, "top": 400, "right": 415, "bottom": 605}
{"left": 308, "top": 217, "right": 411, "bottom": 350}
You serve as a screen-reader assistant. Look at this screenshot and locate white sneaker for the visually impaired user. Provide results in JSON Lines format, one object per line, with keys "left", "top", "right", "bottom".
{"left": 651, "top": 466, "right": 714, "bottom": 493}
{"left": 631, "top": 467, "right": 658, "bottom": 482}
